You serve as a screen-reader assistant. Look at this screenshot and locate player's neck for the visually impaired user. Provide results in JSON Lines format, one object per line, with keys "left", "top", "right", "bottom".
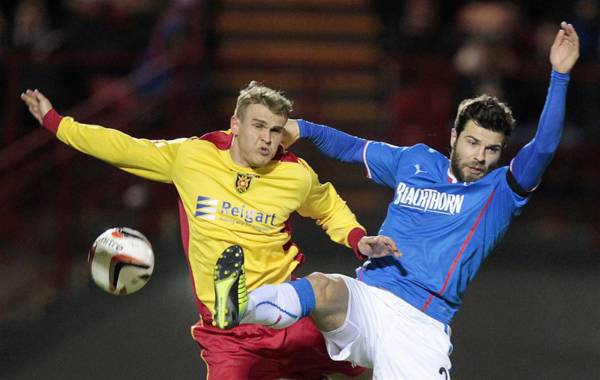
{"left": 229, "top": 136, "right": 252, "bottom": 168}
{"left": 229, "top": 138, "right": 252, "bottom": 168}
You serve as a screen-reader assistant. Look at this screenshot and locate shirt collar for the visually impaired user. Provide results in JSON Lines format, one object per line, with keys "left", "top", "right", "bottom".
{"left": 447, "top": 161, "right": 458, "bottom": 183}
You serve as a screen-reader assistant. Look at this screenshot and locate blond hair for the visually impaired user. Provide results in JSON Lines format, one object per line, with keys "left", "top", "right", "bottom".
{"left": 234, "top": 81, "right": 293, "bottom": 120}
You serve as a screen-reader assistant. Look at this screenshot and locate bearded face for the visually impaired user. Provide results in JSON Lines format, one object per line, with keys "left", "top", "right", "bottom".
{"left": 449, "top": 120, "right": 505, "bottom": 182}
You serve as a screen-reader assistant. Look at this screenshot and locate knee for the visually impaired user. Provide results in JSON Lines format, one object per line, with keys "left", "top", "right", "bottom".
{"left": 306, "top": 273, "right": 347, "bottom": 307}
{"left": 306, "top": 273, "right": 349, "bottom": 331}
{"left": 306, "top": 272, "right": 329, "bottom": 300}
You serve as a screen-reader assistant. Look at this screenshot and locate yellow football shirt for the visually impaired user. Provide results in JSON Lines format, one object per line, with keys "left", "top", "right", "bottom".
{"left": 46, "top": 111, "right": 365, "bottom": 321}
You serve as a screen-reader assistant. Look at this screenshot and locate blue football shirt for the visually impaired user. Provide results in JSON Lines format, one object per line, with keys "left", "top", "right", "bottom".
{"left": 298, "top": 70, "right": 569, "bottom": 325}
{"left": 358, "top": 142, "right": 528, "bottom": 324}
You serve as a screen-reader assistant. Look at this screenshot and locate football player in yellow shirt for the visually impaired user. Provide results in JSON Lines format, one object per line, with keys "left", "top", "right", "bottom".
{"left": 21, "top": 82, "right": 370, "bottom": 380}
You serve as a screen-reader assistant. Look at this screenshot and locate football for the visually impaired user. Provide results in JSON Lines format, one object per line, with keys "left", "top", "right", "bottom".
{"left": 88, "top": 227, "right": 154, "bottom": 295}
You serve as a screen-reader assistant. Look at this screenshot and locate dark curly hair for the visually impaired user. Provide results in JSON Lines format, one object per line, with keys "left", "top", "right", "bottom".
{"left": 454, "top": 95, "right": 515, "bottom": 141}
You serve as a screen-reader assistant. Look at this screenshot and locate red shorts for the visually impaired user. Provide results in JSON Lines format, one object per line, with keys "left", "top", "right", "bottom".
{"left": 191, "top": 317, "right": 365, "bottom": 380}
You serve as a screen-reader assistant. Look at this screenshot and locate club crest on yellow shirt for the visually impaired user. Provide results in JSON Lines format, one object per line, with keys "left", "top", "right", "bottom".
{"left": 235, "top": 173, "right": 254, "bottom": 193}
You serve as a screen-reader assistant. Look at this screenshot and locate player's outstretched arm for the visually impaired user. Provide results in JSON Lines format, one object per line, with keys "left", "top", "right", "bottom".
{"left": 284, "top": 118, "right": 367, "bottom": 164}
{"left": 297, "top": 161, "right": 367, "bottom": 259}
{"left": 21, "top": 89, "right": 53, "bottom": 125}
{"left": 20, "top": 88, "right": 180, "bottom": 183}
{"left": 509, "top": 22, "right": 579, "bottom": 194}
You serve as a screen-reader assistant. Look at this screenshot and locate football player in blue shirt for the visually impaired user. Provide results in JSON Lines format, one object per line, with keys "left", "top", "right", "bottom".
{"left": 214, "top": 22, "right": 579, "bottom": 379}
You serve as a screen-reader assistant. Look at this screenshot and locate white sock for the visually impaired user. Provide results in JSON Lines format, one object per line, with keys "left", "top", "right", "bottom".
{"left": 241, "top": 283, "right": 302, "bottom": 329}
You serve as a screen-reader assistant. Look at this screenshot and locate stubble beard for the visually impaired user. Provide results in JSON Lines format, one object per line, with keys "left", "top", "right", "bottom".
{"left": 450, "top": 144, "right": 496, "bottom": 183}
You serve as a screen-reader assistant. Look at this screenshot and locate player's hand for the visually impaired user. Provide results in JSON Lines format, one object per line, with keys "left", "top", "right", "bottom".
{"left": 550, "top": 21, "right": 580, "bottom": 74}
{"left": 358, "top": 235, "right": 401, "bottom": 258}
{"left": 20, "top": 89, "right": 53, "bottom": 125}
{"left": 282, "top": 119, "right": 300, "bottom": 149}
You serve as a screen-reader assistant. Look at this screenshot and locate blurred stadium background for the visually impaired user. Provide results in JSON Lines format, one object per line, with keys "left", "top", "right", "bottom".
{"left": 1, "top": 0, "right": 599, "bottom": 379}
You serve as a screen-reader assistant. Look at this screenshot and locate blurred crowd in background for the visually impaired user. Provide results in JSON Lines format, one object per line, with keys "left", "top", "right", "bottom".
{"left": 1, "top": 0, "right": 599, "bottom": 143}
{"left": 0, "top": 0, "right": 598, "bottom": 332}
{"left": 373, "top": 0, "right": 599, "bottom": 153}
{"left": 0, "top": 0, "right": 211, "bottom": 144}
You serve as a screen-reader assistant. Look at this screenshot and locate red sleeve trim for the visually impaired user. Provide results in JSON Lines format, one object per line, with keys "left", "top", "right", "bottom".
{"left": 348, "top": 227, "right": 367, "bottom": 260}
{"left": 42, "top": 109, "right": 63, "bottom": 135}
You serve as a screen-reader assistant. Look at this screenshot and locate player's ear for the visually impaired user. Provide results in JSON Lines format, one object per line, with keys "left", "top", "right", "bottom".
{"left": 231, "top": 115, "right": 239, "bottom": 136}
{"left": 450, "top": 128, "right": 457, "bottom": 147}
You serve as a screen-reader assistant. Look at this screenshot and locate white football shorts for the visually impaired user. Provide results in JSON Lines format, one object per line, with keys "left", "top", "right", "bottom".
{"left": 321, "top": 274, "right": 453, "bottom": 380}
